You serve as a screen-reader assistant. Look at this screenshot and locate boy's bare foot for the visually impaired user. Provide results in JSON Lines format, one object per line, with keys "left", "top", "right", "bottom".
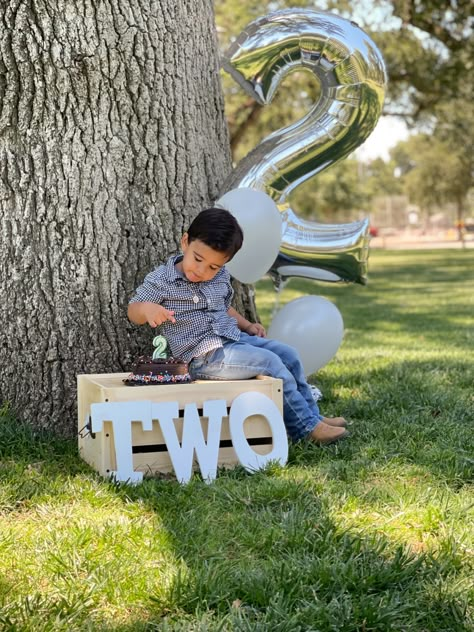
{"left": 309, "top": 421, "right": 349, "bottom": 446}
{"left": 321, "top": 416, "right": 348, "bottom": 428}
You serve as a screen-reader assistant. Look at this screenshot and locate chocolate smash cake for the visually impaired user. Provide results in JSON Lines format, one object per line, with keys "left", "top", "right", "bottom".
{"left": 123, "top": 356, "right": 192, "bottom": 386}
{"left": 123, "top": 335, "right": 192, "bottom": 386}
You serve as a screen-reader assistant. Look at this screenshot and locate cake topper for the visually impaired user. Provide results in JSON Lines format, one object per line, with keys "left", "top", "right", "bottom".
{"left": 152, "top": 335, "right": 169, "bottom": 360}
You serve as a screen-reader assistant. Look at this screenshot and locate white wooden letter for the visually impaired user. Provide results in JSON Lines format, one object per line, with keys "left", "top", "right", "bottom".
{"left": 196, "top": 399, "right": 227, "bottom": 482}
{"left": 154, "top": 400, "right": 226, "bottom": 484}
{"left": 229, "top": 392, "right": 288, "bottom": 471}
{"left": 90, "top": 401, "right": 153, "bottom": 483}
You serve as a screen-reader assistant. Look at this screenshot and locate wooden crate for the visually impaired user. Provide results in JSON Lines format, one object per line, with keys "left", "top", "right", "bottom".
{"left": 78, "top": 373, "right": 284, "bottom": 481}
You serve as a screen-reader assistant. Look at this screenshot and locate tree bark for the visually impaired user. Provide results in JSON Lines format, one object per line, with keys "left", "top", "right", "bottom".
{"left": 228, "top": 99, "right": 262, "bottom": 161}
{"left": 0, "top": 0, "right": 256, "bottom": 435}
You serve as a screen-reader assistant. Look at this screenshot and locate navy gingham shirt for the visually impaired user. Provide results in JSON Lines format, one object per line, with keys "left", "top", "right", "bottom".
{"left": 129, "top": 254, "right": 241, "bottom": 361}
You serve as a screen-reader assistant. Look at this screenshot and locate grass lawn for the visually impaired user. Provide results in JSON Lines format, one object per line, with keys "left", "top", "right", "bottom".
{"left": 0, "top": 249, "right": 473, "bottom": 631}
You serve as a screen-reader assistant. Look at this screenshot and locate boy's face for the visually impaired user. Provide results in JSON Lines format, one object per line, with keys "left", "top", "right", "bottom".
{"left": 177, "top": 234, "right": 229, "bottom": 283}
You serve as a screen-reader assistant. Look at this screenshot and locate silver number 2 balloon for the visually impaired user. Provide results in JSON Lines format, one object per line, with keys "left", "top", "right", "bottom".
{"left": 221, "top": 9, "right": 387, "bottom": 285}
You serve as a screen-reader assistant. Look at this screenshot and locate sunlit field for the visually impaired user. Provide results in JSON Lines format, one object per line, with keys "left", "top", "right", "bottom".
{"left": 0, "top": 249, "right": 473, "bottom": 631}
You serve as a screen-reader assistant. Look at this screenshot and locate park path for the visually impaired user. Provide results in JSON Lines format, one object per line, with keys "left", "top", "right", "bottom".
{"left": 370, "top": 235, "right": 474, "bottom": 249}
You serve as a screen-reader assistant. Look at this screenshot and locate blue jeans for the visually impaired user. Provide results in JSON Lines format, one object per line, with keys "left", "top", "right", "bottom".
{"left": 188, "top": 332, "right": 322, "bottom": 442}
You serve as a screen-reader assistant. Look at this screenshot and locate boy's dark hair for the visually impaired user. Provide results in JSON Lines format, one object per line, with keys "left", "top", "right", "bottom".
{"left": 186, "top": 207, "right": 244, "bottom": 259}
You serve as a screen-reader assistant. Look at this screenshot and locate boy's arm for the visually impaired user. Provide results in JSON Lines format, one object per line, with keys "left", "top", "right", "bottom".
{"left": 228, "top": 307, "right": 266, "bottom": 337}
{"left": 128, "top": 302, "right": 176, "bottom": 328}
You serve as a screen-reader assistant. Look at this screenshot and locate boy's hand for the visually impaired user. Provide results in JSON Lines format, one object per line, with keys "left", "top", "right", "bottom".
{"left": 143, "top": 303, "right": 176, "bottom": 328}
{"left": 245, "top": 322, "right": 266, "bottom": 337}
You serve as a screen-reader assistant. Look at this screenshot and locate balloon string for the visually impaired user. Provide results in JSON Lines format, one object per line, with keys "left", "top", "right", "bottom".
{"left": 271, "top": 285, "right": 283, "bottom": 320}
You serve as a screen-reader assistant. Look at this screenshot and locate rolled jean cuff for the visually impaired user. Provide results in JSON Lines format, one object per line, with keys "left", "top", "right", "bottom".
{"left": 293, "top": 417, "right": 321, "bottom": 442}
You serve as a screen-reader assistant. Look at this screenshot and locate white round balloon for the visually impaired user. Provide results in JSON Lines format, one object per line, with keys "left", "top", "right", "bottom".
{"left": 217, "top": 188, "right": 282, "bottom": 284}
{"left": 268, "top": 296, "right": 344, "bottom": 375}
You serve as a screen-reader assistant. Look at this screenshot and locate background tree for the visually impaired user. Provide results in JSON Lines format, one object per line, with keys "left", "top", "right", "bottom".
{"left": 432, "top": 98, "right": 474, "bottom": 238}
{"left": 291, "top": 159, "right": 369, "bottom": 221}
{"left": 363, "top": 158, "right": 402, "bottom": 199}
{"left": 391, "top": 133, "right": 472, "bottom": 238}
{"left": 0, "top": 0, "right": 254, "bottom": 435}
{"left": 375, "top": 0, "right": 472, "bottom": 120}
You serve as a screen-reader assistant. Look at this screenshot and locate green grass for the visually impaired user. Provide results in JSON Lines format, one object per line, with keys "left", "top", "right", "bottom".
{"left": 1, "top": 249, "right": 473, "bottom": 631}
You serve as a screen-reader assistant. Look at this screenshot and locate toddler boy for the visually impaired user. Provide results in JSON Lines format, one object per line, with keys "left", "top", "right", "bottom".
{"left": 128, "top": 207, "right": 348, "bottom": 445}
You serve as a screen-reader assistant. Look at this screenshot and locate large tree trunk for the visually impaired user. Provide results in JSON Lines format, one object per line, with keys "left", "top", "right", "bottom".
{"left": 0, "top": 0, "right": 255, "bottom": 436}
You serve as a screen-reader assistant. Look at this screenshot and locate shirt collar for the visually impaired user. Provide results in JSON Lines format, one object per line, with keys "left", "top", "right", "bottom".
{"left": 164, "top": 254, "right": 185, "bottom": 281}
